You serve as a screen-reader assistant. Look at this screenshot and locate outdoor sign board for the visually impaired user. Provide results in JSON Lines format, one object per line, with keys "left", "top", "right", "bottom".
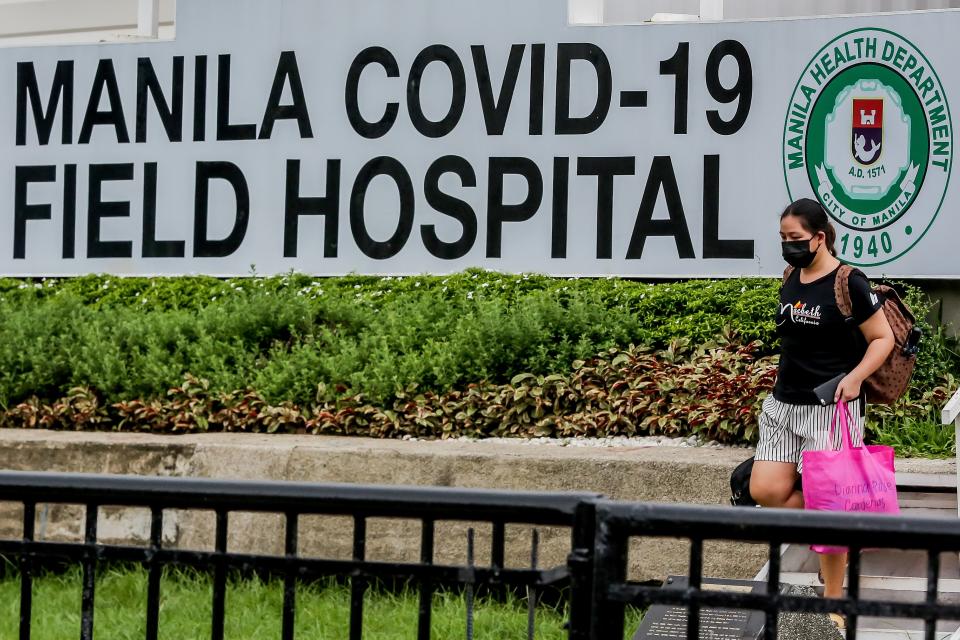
{"left": 633, "top": 576, "right": 767, "bottom": 640}
{"left": 1, "top": 0, "right": 956, "bottom": 277}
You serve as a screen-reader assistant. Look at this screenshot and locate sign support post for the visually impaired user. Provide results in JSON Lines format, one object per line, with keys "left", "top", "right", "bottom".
{"left": 700, "top": 0, "right": 724, "bottom": 20}
{"left": 137, "top": 0, "right": 159, "bottom": 38}
{"left": 944, "top": 388, "right": 960, "bottom": 517}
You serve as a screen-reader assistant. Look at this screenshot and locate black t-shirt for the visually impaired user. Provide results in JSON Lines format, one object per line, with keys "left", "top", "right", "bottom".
{"left": 774, "top": 265, "right": 884, "bottom": 404}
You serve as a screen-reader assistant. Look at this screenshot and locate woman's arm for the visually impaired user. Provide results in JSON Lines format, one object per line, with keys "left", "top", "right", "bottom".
{"left": 835, "top": 309, "right": 895, "bottom": 402}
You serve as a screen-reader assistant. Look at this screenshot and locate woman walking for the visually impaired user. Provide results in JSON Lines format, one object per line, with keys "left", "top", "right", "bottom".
{"left": 749, "top": 198, "right": 895, "bottom": 630}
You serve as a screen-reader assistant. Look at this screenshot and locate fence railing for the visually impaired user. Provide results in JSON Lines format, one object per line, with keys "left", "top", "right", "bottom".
{"left": 1, "top": 471, "right": 960, "bottom": 639}
{"left": 0, "top": 471, "right": 600, "bottom": 640}
{"left": 590, "top": 501, "right": 960, "bottom": 640}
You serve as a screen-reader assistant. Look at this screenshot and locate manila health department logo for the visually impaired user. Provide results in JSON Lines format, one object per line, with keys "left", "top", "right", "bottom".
{"left": 782, "top": 28, "right": 952, "bottom": 267}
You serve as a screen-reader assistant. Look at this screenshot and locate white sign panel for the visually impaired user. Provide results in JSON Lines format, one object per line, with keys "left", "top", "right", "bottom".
{"left": 1, "top": 1, "right": 956, "bottom": 277}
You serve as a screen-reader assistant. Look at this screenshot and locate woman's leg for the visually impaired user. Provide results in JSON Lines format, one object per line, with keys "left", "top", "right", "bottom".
{"left": 753, "top": 396, "right": 803, "bottom": 508}
{"left": 822, "top": 553, "right": 848, "bottom": 629}
{"left": 749, "top": 461, "right": 803, "bottom": 509}
{"left": 797, "top": 401, "right": 864, "bottom": 629}
{"left": 820, "top": 553, "right": 846, "bottom": 599}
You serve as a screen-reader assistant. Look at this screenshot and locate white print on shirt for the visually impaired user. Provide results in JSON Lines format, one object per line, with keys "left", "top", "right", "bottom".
{"left": 870, "top": 292, "right": 880, "bottom": 307}
{"left": 777, "top": 300, "right": 823, "bottom": 327}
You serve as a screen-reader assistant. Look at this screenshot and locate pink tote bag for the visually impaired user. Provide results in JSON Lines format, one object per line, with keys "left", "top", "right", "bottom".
{"left": 801, "top": 401, "right": 899, "bottom": 554}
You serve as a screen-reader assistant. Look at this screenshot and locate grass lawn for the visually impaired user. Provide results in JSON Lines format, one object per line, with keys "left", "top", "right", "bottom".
{"left": 0, "top": 565, "right": 644, "bottom": 639}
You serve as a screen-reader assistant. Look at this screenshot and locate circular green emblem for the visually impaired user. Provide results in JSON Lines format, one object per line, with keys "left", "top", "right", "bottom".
{"left": 782, "top": 28, "right": 952, "bottom": 267}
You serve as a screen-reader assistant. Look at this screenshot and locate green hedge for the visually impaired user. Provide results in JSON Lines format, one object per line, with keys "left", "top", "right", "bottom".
{"left": 0, "top": 272, "right": 788, "bottom": 407}
{"left": 0, "top": 271, "right": 955, "bottom": 453}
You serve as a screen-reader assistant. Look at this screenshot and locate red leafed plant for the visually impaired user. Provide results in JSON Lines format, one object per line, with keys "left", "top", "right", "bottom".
{"left": 0, "top": 339, "right": 779, "bottom": 443}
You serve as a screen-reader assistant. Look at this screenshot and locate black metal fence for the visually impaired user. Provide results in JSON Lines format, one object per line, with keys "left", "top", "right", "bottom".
{"left": 590, "top": 501, "right": 960, "bottom": 640}
{"left": 0, "top": 472, "right": 600, "bottom": 640}
{"left": 1, "top": 471, "right": 959, "bottom": 639}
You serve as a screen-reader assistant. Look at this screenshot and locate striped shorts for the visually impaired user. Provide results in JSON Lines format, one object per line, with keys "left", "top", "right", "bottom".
{"left": 755, "top": 395, "right": 865, "bottom": 474}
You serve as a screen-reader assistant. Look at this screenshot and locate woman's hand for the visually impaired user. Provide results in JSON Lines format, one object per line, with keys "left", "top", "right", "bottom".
{"left": 834, "top": 373, "right": 863, "bottom": 403}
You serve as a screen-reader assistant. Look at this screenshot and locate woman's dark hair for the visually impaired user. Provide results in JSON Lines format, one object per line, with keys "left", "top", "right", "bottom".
{"left": 780, "top": 198, "right": 836, "bottom": 256}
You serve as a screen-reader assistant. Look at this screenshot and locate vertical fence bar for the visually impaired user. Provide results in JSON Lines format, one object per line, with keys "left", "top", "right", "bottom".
{"left": 349, "top": 515, "right": 367, "bottom": 640}
{"left": 491, "top": 519, "right": 505, "bottom": 601}
{"left": 847, "top": 546, "right": 861, "bottom": 640}
{"left": 567, "top": 501, "right": 597, "bottom": 640}
{"left": 417, "top": 519, "right": 435, "bottom": 640}
{"left": 527, "top": 529, "right": 539, "bottom": 640}
{"left": 80, "top": 504, "right": 99, "bottom": 640}
{"left": 685, "top": 537, "right": 703, "bottom": 640}
{"left": 282, "top": 512, "right": 299, "bottom": 640}
{"left": 19, "top": 501, "right": 35, "bottom": 640}
{"left": 925, "top": 549, "right": 941, "bottom": 640}
{"left": 211, "top": 510, "right": 229, "bottom": 640}
{"left": 466, "top": 528, "right": 475, "bottom": 640}
{"left": 145, "top": 507, "right": 163, "bottom": 640}
{"left": 588, "top": 509, "right": 626, "bottom": 640}
{"left": 491, "top": 520, "right": 505, "bottom": 572}
{"left": 764, "top": 542, "right": 780, "bottom": 640}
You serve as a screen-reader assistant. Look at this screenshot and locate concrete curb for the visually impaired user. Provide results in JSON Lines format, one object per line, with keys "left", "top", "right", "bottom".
{"left": 0, "top": 430, "right": 952, "bottom": 581}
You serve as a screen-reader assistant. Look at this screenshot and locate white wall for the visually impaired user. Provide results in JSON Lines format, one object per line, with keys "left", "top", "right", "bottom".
{"left": 0, "top": 0, "right": 175, "bottom": 46}
{"left": 5, "top": 1, "right": 957, "bottom": 40}
{"left": 573, "top": 0, "right": 960, "bottom": 23}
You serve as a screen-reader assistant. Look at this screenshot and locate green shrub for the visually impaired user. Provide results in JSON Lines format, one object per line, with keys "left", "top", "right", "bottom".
{"left": 0, "top": 271, "right": 955, "bottom": 456}
{"left": 0, "top": 273, "right": 788, "bottom": 407}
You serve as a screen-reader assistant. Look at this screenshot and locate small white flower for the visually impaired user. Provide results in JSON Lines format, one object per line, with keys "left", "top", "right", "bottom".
{"left": 467, "top": 292, "right": 474, "bottom": 299}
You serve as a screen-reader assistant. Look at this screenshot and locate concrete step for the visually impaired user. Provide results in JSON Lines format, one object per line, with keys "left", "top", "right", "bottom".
{"left": 777, "top": 547, "right": 960, "bottom": 580}
{"left": 757, "top": 473, "right": 959, "bottom": 639}
{"left": 896, "top": 472, "right": 958, "bottom": 494}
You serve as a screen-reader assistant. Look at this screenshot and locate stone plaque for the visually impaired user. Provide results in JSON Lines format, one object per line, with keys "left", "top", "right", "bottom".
{"left": 633, "top": 576, "right": 767, "bottom": 640}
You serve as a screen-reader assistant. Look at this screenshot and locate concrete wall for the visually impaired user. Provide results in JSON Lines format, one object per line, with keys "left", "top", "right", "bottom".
{"left": 0, "top": 0, "right": 175, "bottom": 46}
{"left": 575, "top": 0, "right": 960, "bottom": 24}
{"left": 916, "top": 281, "right": 960, "bottom": 336}
{"left": 0, "top": 430, "right": 952, "bottom": 583}
{"left": 8, "top": 0, "right": 959, "bottom": 43}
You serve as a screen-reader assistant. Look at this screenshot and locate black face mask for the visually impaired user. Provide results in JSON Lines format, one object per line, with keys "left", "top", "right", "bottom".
{"left": 782, "top": 238, "right": 820, "bottom": 268}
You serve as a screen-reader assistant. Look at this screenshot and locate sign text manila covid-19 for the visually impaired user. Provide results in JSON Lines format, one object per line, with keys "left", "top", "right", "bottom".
{"left": 0, "top": 0, "right": 955, "bottom": 277}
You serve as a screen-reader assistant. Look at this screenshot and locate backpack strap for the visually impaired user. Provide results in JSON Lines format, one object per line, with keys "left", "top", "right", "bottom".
{"left": 782, "top": 265, "right": 795, "bottom": 284}
{"left": 833, "top": 264, "right": 856, "bottom": 319}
